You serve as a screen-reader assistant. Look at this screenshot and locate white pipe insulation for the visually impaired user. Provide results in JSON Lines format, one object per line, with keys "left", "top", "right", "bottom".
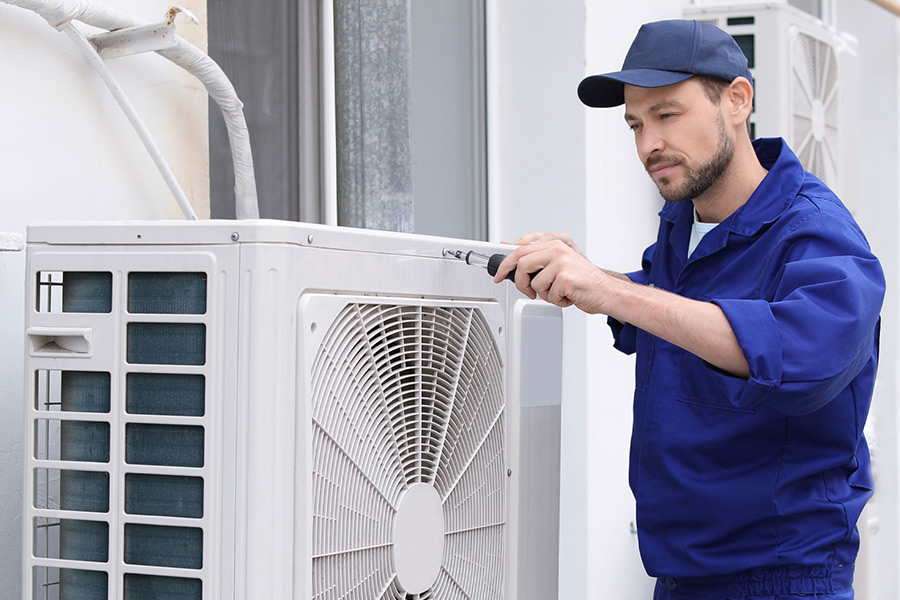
{"left": 61, "top": 21, "right": 200, "bottom": 220}
{"left": 2, "top": 0, "right": 260, "bottom": 219}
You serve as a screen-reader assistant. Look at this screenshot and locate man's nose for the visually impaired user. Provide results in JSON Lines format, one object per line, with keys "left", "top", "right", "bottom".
{"left": 636, "top": 125, "right": 665, "bottom": 161}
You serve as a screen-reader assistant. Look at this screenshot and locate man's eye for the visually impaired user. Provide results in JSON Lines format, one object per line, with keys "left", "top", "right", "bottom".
{"left": 660, "top": 113, "right": 676, "bottom": 119}
{"left": 628, "top": 123, "right": 642, "bottom": 131}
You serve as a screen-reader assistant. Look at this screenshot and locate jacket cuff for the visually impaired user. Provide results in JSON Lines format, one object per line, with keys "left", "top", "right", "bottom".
{"left": 711, "top": 298, "right": 783, "bottom": 407}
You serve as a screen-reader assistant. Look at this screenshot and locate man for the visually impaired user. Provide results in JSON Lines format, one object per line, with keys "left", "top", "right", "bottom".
{"left": 496, "top": 20, "right": 885, "bottom": 600}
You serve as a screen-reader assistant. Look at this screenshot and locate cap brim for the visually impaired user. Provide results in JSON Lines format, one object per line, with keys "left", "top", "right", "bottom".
{"left": 578, "top": 70, "right": 694, "bottom": 108}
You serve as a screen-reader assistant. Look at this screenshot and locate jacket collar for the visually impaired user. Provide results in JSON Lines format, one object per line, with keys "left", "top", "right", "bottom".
{"left": 659, "top": 138, "right": 805, "bottom": 238}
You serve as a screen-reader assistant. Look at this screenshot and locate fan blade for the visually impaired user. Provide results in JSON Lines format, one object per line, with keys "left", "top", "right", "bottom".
{"left": 433, "top": 310, "right": 505, "bottom": 499}
{"left": 311, "top": 426, "right": 396, "bottom": 558}
{"left": 311, "top": 545, "right": 395, "bottom": 600}
{"left": 435, "top": 526, "right": 505, "bottom": 599}
{"left": 312, "top": 305, "right": 411, "bottom": 502}
{"left": 442, "top": 421, "right": 506, "bottom": 534}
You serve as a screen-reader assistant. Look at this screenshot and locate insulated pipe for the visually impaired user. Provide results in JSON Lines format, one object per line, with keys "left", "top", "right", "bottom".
{"left": 62, "top": 22, "right": 199, "bottom": 220}
{"left": 156, "top": 38, "right": 259, "bottom": 219}
{"left": 2, "top": 0, "right": 260, "bottom": 219}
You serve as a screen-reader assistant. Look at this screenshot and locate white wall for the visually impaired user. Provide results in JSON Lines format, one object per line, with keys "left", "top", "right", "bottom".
{"left": 0, "top": 0, "right": 208, "bottom": 592}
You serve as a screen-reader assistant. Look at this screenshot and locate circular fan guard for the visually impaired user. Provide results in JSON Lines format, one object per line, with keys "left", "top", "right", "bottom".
{"left": 310, "top": 303, "right": 506, "bottom": 599}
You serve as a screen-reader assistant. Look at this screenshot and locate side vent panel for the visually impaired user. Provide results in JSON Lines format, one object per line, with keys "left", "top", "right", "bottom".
{"left": 26, "top": 260, "right": 217, "bottom": 600}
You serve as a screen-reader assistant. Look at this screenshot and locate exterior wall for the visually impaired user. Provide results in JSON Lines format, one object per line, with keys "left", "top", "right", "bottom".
{"left": 0, "top": 0, "right": 208, "bottom": 593}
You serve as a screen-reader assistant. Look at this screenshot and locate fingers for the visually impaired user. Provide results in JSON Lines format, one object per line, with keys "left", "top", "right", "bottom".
{"left": 505, "top": 231, "right": 547, "bottom": 246}
{"left": 491, "top": 235, "right": 596, "bottom": 309}
{"left": 493, "top": 249, "right": 535, "bottom": 298}
{"left": 525, "top": 250, "right": 574, "bottom": 308}
{"left": 493, "top": 244, "right": 534, "bottom": 296}
{"left": 492, "top": 234, "right": 611, "bottom": 314}
{"left": 494, "top": 240, "right": 571, "bottom": 302}
{"left": 503, "top": 231, "right": 585, "bottom": 257}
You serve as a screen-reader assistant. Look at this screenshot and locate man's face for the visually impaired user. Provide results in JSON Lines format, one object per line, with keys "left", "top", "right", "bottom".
{"left": 623, "top": 79, "right": 735, "bottom": 204}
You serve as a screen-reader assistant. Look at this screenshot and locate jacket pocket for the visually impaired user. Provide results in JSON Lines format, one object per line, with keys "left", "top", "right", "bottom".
{"left": 676, "top": 351, "right": 756, "bottom": 414}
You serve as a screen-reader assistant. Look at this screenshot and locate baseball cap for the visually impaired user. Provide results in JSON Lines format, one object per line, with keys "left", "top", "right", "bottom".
{"left": 578, "top": 19, "right": 753, "bottom": 108}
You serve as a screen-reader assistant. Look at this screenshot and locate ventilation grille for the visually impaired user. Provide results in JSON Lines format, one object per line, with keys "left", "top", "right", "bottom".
{"left": 28, "top": 270, "right": 210, "bottom": 600}
{"left": 310, "top": 303, "right": 506, "bottom": 599}
{"left": 791, "top": 29, "right": 839, "bottom": 186}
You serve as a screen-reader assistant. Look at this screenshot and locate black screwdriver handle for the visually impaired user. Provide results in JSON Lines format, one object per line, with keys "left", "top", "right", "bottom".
{"left": 486, "top": 253, "right": 516, "bottom": 282}
{"left": 487, "top": 253, "right": 544, "bottom": 283}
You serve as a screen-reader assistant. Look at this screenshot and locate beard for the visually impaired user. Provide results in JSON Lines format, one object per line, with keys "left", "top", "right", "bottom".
{"left": 645, "top": 112, "right": 735, "bottom": 204}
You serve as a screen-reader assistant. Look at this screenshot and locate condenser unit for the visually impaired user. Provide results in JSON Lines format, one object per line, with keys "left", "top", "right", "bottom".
{"left": 23, "top": 220, "right": 562, "bottom": 600}
{"left": 684, "top": 1, "right": 856, "bottom": 195}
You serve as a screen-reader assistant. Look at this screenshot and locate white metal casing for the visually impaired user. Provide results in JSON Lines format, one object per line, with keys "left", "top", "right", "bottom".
{"left": 23, "top": 220, "right": 562, "bottom": 600}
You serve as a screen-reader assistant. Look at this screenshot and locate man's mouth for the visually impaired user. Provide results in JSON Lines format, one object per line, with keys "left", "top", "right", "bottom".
{"left": 646, "top": 157, "right": 682, "bottom": 180}
{"left": 651, "top": 165, "right": 676, "bottom": 179}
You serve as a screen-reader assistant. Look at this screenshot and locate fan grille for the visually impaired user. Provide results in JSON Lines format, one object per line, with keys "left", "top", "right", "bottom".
{"left": 791, "top": 29, "right": 839, "bottom": 186}
{"left": 310, "top": 303, "right": 506, "bottom": 599}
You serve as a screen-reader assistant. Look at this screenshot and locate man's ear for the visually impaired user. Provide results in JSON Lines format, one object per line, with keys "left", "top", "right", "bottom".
{"left": 726, "top": 77, "right": 754, "bottom": 127}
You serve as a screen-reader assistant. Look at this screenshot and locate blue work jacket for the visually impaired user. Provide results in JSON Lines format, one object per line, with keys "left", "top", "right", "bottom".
{"left": 610, "top": 138, "right": 885, "bottom": 581}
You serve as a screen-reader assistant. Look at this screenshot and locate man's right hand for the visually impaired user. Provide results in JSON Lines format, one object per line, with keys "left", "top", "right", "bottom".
{"left": 493, "top": 236, "right": 614, "bottom": 313}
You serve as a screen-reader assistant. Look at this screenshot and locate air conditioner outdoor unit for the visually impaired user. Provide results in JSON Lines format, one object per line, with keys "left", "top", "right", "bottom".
{"left": 684, "top": 1, "right": 855, "bottom": 196}
{"left": 22, "top": 220, "right": 562, "bottom": 600}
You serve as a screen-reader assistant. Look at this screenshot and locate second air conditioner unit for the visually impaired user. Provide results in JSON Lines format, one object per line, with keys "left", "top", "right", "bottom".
{"left": 684, "top": 1, "right": 857, "bottom": 197}
{"left": 22, "top": 220, "right": 563, "bottom": 600}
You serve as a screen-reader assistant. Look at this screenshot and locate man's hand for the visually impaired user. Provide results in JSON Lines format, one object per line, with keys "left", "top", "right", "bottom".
{"left": 494, "top": 237, "right": 616, "bottom": 313}
{"left": 506, "top": 231, "right": 587, "bottom": 257}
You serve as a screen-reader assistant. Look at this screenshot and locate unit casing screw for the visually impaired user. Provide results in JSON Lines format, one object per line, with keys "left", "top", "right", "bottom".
{"left": 231, "top": 232, "right": 240, "bottom": 242}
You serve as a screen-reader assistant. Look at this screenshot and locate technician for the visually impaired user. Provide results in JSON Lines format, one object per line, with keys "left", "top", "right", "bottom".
{"left": 495, "top": 20, "right": 885, "bottom": 600}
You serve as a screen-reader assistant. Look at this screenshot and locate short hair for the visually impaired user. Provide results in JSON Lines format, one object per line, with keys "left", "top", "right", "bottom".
{"left": 694, "top": 75, "right": 752, "bottom": 136}
{"left": 695, "top": 75, "right": 731, "bottom": 104}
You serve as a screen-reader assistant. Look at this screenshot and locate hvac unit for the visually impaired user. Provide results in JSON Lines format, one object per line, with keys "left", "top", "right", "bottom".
{"left": 684, "top": 1, "right": 855, "bottom": 195}
{"left": 23, "top": 220, "right": 562, "bottom": 600}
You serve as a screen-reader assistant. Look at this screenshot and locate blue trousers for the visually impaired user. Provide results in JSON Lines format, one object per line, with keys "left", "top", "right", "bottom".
{"left": 652, "top": 565, "right": 854, "bottom": 600}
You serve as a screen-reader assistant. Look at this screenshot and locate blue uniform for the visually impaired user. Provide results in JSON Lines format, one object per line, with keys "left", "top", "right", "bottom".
{"left": 610, "top": 138, "right": 884, "bottom": 595}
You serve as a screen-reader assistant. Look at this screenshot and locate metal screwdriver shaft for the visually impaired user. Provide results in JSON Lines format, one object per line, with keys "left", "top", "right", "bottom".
{"left": 442, "top": 249, "right": 519, "bottom": 282}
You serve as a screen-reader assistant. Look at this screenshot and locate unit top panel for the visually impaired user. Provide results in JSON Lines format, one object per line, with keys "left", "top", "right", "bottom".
{"left": 27, "top": 220, "right": 506, "bottom": 260}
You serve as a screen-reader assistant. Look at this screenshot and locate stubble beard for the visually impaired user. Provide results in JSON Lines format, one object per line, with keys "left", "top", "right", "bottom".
{"left": 647, "top": 113, "right": 735, "bottom": 204}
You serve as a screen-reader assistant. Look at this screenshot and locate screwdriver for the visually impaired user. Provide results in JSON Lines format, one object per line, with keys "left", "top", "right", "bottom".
{"left": 442, "top": 249, "right": 529, "bottom": 282}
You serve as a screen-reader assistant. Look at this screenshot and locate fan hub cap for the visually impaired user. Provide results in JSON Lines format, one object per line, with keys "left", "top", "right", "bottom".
{"left": 811, "top": 98, "right": 826, "bottom": 142}
{"left": 393, "top": 483, "right": 445, "bottom": 594}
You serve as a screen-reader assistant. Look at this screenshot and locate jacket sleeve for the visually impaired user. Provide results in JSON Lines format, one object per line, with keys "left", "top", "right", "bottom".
{"left": 609, "top": 243, "right": 656, "bottom": 355}
{"left": 712, "top": 213, "right": 885, "bottom": 415}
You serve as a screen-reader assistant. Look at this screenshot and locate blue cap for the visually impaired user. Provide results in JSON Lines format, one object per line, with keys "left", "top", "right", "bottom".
{"left": 578, "top": 20, "right": 753, "bottom": 108}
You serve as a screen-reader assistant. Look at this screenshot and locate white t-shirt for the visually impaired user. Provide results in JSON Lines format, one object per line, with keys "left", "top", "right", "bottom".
{"left": 688, "top": 207, "right": 719, "bottom": 257}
